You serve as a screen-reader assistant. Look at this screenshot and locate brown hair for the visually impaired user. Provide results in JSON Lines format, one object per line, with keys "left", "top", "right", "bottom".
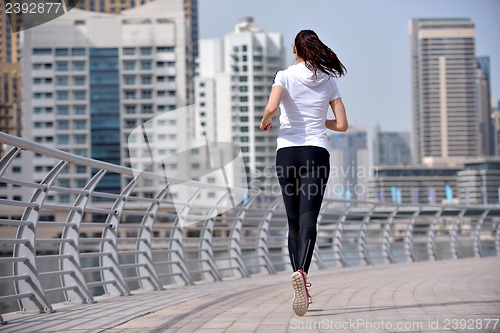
{"left": 294, "top": 30, "right": 346, "bottom": 78}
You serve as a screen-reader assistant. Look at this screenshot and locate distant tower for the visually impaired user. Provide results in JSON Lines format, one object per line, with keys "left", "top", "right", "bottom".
{"left": 476, "top": 56, "right": 493, "bottom": 156}
{"left": 329, "top": 128, "right": 370, "bottom": 200}
{"left": 409, "top": 18, "right": 480, "bottom": 165}
{"left": 373, "top": 127, "right": 411, "bottom": 166}
{"left": 195, "top": 17, "right": 286, "bottom": 191}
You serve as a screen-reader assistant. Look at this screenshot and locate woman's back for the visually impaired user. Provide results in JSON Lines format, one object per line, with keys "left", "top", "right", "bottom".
{"left": 273, "top": 61, "right": 341, "bottom": 150}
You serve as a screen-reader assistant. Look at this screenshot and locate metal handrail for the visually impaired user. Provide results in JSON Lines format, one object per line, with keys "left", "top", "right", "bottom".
{"left": 1, "top": 131, "right": 499, "bottom": 320}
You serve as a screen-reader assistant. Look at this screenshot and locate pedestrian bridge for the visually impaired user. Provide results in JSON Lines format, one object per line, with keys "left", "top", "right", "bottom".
{"left": 1, "top": 132, "right": 499, "bottom": 332}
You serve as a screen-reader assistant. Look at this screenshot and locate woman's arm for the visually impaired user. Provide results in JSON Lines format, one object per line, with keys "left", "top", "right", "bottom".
{"left": 325, "top": 98, "right": 348, "bottom": 132}
{"left": 260, "top": 86, "right": 283, "bottom": 131}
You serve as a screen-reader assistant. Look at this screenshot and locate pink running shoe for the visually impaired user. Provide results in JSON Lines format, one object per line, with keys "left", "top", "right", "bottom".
{"left": 291, "top": 269, "right": 310, "bottom": 316}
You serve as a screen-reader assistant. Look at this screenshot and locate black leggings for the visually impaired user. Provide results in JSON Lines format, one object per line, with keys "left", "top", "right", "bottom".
{"left": 276, "top": 146, "right": 330, "bottom": 274}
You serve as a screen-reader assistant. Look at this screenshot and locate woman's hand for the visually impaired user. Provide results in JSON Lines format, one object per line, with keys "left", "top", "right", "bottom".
{"left": 260, "top": 118, "right": 273, "bottom": 131}
{"left": 260, "top": 86, "right": 283, "bottom": 131}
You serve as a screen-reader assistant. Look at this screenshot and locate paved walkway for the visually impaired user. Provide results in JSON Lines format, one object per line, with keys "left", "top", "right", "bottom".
{"left": 2, "top": 257, "right": 499, "bottom": 332}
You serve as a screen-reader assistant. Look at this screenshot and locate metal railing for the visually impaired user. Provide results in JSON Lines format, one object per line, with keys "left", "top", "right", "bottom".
{"left": 1, "top": 132, "right": 499, "bottom": 324}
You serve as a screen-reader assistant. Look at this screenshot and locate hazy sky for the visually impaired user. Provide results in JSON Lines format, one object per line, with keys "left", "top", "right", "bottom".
{"left": 198, "top": 0, "right": 500, "bottom": 132}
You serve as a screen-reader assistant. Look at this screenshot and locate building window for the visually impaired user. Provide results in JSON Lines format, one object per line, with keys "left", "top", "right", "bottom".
{"left": 141, "top": 76, "right": 152, "bottom": 84}
{"left": 57, "top": 120, "right": 69, "bottom": 129}
{"left": 74, "top": 149, "right": 87, "bottom": 156}
{"left": 72, "top": 48, "right": 86, "bottom": 56}
{"left": 124, "top": 76, "right": 135, "bottom": 85}
{"left": 12, "top": 166, "right": 22, "bottom": 173}
{"left": 75, "top": 106, "right": 86, "bottom": 114}
{"left": 76, "top": 165, "right": 86, "bottom": 173}
{"left": 140, "top": 47, "right": 152, "bottom": 55}
{"left": 74, "top": 77, "right": 85, "bottom": 86}
{"left": 124, "top": 61, "right": 135, "bottom": 70}
{"left": 74, "top": 120, "right": 86, "bottom": 129}
{"left": 59, "top": 179, "right": 70, "bottom": 188}
{"left": 125, "top": 105, "right": 136, "bottom": 114}
{"left": 73, "top": 61, "right": 85, "bottom": 71}
{"left": 55, "top": 48, "right": 69, "bottom": 56}
{"left": 56, "top": 62, "right": 69, "bottom": 71}
{"left": 57, "top": 135, "right": 69, "bottom": 144}
{"left": 125, "top": 120, "right": 136, "bottom": 128}
{"left": 125, "top": 90, "right": 136, "bottom": 99}
{"left": 75, "top": 135, "right": 86, "bottom": 144}
{"left": 157, "top": 46, "right": 175, "bottom": 53}
{"left": 141, "top": 90, "right": 152, "bottom": 99}
{"left": 57, "top": 91, "right": 69, "bottom": 101}
{"left": 74, "top": 91, "right": 86, "bottom": 100}
{"left": 142, "top": 105, "right": 153, "bottom": 113}
{"left": 141, "top": 61, "right": 152, "bottom": 70}
{"left": 123, "top": 47, "right": 135, "bottom": 55}
{"left": 56, "top": 76, "right": 68, "bottom": 86}
{"left": 33, "top": 48, "right": 51, "bottom": 55}
{"left": 57, "top": 106, "right": 69, "bottom": 114}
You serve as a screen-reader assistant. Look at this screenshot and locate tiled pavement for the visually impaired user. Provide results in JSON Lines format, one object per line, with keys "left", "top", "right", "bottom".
{"left": 2, "top": 257, "right": 499, "bottom": 332}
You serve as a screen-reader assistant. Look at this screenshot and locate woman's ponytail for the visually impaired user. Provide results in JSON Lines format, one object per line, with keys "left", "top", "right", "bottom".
{"left": 294, "top": 30, "right": 346, "bottom": 78}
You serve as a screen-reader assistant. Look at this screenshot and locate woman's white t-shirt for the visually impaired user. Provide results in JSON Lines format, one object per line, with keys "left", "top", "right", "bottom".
{"left": 272, "top": 61, "right": 341, "bottom": 151}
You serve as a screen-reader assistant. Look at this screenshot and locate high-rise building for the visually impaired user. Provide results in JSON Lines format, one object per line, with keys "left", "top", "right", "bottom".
{"left": 22, "top": 0, "right": 194, "bottom": 201}
{"left": 0, "top": 5, "right": 21, "bottom": 64}
{"left": 476, "top": 56, "right": 493, "bottom": 156}
{"left": 373, "top": 126, "right": 411, "bottom": 166}
{"left": 493, "top": 101, "right": 500, "bottom": 156}
{"left": 75, "top": 0, "right": 198, "bottom": 105}
{"left": 409, "top": 18, "right": 480, "bottom": 165}
{"left": 0, "top": 6, "right": 22, "bottom": 156}
{"left": 328, "top": 128, "right": 370, "bottom": 200}
{"left": 195, "top": 17, "right": 285, "bottom": 191}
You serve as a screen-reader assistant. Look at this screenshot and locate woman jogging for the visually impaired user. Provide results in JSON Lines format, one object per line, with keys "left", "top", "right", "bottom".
{"left": 260, "top": 29, "right": 348, "bottom": 316}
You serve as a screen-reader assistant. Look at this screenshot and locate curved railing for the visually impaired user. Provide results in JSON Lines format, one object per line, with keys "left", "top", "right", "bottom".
{"left": 0, "top": 132, "right": 499, "bottom": 323}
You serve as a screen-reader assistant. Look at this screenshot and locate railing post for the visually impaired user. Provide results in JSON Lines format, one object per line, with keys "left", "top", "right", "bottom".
{"left": 227, "top": 195, "right": 254, "bottom": 278}
{"left": 256, "top": 197, "right": 279, "bottom": 275}
{"left": 60, "top": 170, "right": 107, "bottom": 304}
{"left": 358, "top": 204, "right": 376, "bottom": 265}
{"left": 0, "top": 147, "right": 22, "bottom": 177}
{"left": 404, "top": 207, "right": 421, "bottom": 262}
{"left": 100, "top": 181, "right": 134, "bottom": 296}
{"left": 136, "top": 187, "right": 168, "bottom": 290}
{"left": 169, "top": 188, "right": 199, "bottom": 285}
{"left": 332, "top": 206, "right": 350, "bottom": 267}
{"left": 450, "top": 209, "right": 466, "bottom": 259}
{"left": 381, "top": 206, "right": 398, "bottom": 264}
{"left": 312, "top": 201, "right": 333, "bottom": 270}
{"left": 197, "top": 193, "right": 229, "bottom": 282}
{"left": 473, "top": 209, "right": 490, "bottom": 258}
{"left": 427, "top": 208, "right": 443, "bottom": 261}
{"left": 13, "top": 161, "right": 68, "bottom": 312}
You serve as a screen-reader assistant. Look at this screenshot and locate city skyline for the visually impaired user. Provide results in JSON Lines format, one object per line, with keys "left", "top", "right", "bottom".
{"left": 198, "top": 0, "right": 500, "bottom": 132}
